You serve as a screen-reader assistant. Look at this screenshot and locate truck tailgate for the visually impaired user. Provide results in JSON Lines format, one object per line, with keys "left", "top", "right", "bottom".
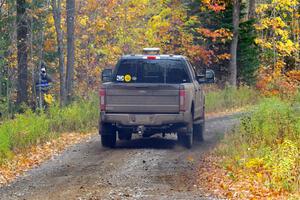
{"left": 106, "top": 84, "right": 180, "bottom": 113}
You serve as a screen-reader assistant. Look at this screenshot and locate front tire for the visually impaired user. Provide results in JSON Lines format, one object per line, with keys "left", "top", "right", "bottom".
{"left": 100, "top": 123, "right": 116, "bottom": 148}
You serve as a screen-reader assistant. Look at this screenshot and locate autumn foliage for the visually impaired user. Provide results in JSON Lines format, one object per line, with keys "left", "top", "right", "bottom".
{"left": 254, "top": 0, "right": 300, "bottom": 97}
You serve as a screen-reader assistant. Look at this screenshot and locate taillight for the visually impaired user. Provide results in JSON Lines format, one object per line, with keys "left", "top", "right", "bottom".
{"left": 143, "top": 56, "right": 161, "bottom": 60}
{"left": 147, "top": 56, "right": 157, "bottom": 60}
{"left": 179, "top": 88, "right": 186, "bottom": 112}
{"left": 99, "top": 88, "right": 106, "bottom": 111}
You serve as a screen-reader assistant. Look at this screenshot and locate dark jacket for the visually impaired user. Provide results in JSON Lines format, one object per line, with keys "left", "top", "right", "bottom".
{"left": 35, "top": 74, "right": 53, "bottom": 92}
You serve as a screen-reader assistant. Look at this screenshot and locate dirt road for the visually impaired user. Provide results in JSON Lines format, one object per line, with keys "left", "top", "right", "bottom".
{"left": 0, "top": 114, "right": 240, "bottom": 200}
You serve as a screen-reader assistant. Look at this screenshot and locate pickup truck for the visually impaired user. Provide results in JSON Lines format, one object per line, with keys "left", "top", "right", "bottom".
{"left": 99, "top": 50, "right": 215, "bottom": 148}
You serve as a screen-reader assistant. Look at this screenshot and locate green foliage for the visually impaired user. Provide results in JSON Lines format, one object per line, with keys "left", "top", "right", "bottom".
{"left": 205, "top": 86, "right": 258, "bottom": 113}
{"left": 48, "top": 96, "right": 98, "bottom": 132}
{"left": 0, "top": 95, "right": 98, "bottom": 163}
{"left": 0, "top": 2, "right": 13, "bottom": 115}
{"left": 218, "top": 97, "right": 300, "bottom": 192}
{"left": 0, "top": 98, "right": 9, "bottom": 118}
{"left": 240, "top": 98, "right": 297, "bottom": 145}
{"left": 292, "top": 91, "right": 300, "bottom": 106}
{"left": 8, "top": 110, "right": 50, "bottom": 151}
{"left": 237, "top": 19, "right": 259, "bottom": 85}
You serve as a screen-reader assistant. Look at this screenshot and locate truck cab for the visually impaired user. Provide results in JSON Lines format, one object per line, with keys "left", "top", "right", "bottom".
{"left": 99, "top": 48, "right": 215, "bottom": 148}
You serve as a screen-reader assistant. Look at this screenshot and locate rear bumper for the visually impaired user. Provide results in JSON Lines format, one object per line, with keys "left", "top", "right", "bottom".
{"left": 100, "top": 112, "right": 190, "bottom": 126}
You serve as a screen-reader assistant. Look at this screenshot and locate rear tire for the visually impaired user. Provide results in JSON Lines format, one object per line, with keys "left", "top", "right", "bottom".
{"left": 193, "top": 122, "right": 204, "bottom": 142}
{"left": 100, "top": 123, "right": 116, "bottom": 148}
{"left": 178, "top": 133, "right": 193, "bottom": 149}
{"left": 193, "top": 107, "right": 205, "bottom": 142}
{"left": 178, "top": 113, "right": 193, "bottom": 149}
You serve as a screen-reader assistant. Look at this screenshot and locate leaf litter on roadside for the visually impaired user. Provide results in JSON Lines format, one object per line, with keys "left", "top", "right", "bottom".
{"left": 197, "top": 153, "right": 299, "bottom": 200}
{"left": 0, "top": 132, "right": 94, "bottom": 186}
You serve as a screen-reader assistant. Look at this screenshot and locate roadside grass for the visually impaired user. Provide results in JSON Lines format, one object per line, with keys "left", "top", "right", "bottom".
{"left": 205, "top": 86, "right": 258, "bottom": 113}
{"left": 0, "top": 95, "right": 98, "bottom": 163}
{"left": 215, "top": 96, "right": 300, "bottom": 197}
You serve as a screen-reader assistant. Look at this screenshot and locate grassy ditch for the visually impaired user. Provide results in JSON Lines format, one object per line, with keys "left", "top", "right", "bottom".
{"left": 205, "top": 86, "right": 259, "bottom": 113}
{"left": 216, "top": 96, "right": 300, "bottom": 195}
{"left": 0, "top": 96, "right": 99, "bottom": 163}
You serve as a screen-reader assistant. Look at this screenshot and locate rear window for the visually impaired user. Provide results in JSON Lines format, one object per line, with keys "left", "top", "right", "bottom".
{"left": 114, "top": 59, "right": 190, "bottom": 84}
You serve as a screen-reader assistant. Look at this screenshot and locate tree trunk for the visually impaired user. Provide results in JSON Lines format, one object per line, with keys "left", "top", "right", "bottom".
{"left": 229, "top": 0, "right": 240, "bottom": 86}
{"left": 0, "top": 63, "right": 2, "bottom": 97}
{"left": 248, "top": 0, "right": 256, "bottom": 19}
{"left": 0, "top": 0, "right": 5, "bottom": 11}
{"left": 52, "top": 0, "right": 66, "bottom": 107}
{"left": 16, "top": 0, "right": 29, "bottom": 105}
{"left": 66, "top": 0, "right": 75, "bottom": 103}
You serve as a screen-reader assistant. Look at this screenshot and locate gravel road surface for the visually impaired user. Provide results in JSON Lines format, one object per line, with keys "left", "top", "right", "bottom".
{"left": 0, "top": 114, "right": 241, "bottom": 200}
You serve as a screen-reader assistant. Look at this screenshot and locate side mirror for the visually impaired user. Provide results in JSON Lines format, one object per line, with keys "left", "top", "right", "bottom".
{"left": 101, "top": 68, "right": 113, "bottom": 83}
{"left": 197, "top": 69, "right": 215, "bottom": 84}
{"left": 205, "top": 69, "right": 215, "bottom": 84}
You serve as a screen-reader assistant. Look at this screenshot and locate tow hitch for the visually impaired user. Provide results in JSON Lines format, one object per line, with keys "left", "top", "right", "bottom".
{"left": 137, "top": 125, "right": 145, "bottom": 136}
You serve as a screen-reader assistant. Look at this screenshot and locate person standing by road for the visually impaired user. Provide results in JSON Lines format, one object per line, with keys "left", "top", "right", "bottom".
{"left": 35, "top": 62, "right": 53, "bottom": 109}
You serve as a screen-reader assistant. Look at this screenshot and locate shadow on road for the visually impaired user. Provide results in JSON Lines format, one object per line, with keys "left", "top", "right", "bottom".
{"left": 116, "top": 136, "right": 178, "bottom": 149}
{"left": 105, "top": 135, "right": 207, "bottom": 151}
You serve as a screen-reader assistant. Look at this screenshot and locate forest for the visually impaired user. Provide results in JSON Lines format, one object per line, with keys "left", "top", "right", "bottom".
{"left": 0, "top": 0, "right": 298, "bottom": 113}
{"left": 0, "top": 0, "right": 300, "bottom": 199}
